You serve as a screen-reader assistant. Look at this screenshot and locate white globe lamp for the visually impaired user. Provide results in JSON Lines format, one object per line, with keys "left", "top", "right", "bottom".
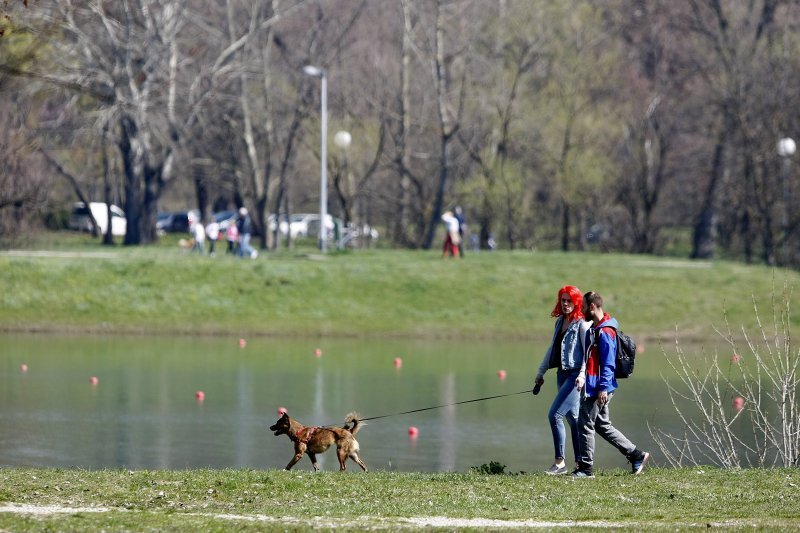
{"left": 778, "top": 137, "right": 796, "bottom": 158}
{"left": 334, "top": 130, "right": 352, "bottom": 149}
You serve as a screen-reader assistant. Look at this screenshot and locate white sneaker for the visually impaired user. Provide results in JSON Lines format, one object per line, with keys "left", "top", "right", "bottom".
{"left": 250, "top": 250, "right": 258, "bottom": 259}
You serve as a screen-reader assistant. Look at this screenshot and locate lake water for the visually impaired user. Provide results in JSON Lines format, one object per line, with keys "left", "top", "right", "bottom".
{"left": 1, "top": 333, "right": 688, "bottom": 472}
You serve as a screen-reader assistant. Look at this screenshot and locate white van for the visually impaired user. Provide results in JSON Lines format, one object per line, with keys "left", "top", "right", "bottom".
{"left": 69, "top": 202, "right": 127, "bottom": 236}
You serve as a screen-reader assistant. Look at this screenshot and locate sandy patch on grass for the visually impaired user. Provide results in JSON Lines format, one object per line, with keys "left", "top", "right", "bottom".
{"left": 0, "top": 504, "right": 110, "bottom": 515}
{"left": 0, "top": 250, "right": 120, "bottom": 259}
{"left": 0, "top": 505, "right": 614, "bottom": 528}
{"left": 0, "top": 504, "right": 747, "bottom": 529}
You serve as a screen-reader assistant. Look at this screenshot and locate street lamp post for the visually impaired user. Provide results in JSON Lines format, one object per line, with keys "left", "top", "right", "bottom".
{"left": 778, "top": 137, "right": 796, "bottom": 265}
{"left": 303, "top": 65, "right": 328, "bottom": 252}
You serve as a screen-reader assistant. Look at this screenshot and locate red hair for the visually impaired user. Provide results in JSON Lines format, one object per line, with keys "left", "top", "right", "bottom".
{"left": 550, "top": 285, "right": 584, "bottom": 321}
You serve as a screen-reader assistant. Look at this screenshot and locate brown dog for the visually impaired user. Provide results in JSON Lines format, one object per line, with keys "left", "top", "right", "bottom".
{"left": 269, "top": 412, "right": 367, "bottom": 472}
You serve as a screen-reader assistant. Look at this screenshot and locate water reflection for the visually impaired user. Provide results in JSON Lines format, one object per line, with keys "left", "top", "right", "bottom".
{"left": 1, "top": 333, "right": 689, "bottom": 472}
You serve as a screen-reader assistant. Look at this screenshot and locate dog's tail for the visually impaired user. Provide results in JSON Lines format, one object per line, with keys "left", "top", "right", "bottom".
{"left": 344, "top": 412, "right": 366, "bottom": 435}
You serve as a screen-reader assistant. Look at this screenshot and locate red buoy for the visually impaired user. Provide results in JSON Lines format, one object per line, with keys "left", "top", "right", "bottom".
{"left": 195, "top": 391, "right": 206, "bottom": 402}
{"left": 89, "top": 376, "right": 99, "bottom": 386}
{"left": 314, "top": 348, "right": 323, "bottom": 357}
{"left": 408, "top": 426, "right": 419, "bottom": 438}
{"left": 238, "top": 338, "right": 247, "bottom": 348}
{"left": 394, "top": 357, "right": 403, "bottom": 368}
{"left": 497, "top": 369, "right": 507, "bottom": 380}
{"left": 732, "top": 396, "right": 744, "bottom": 411}
{"left": 277, "top": 406, "right": 287, "bottom": 416}
{"left": 20, "top": 364, "right": 28, "bottom": 373}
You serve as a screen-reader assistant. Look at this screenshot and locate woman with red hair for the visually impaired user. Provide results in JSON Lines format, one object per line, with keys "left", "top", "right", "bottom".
{"left": 534, "top": 285, "right": 591, "bottom": 475}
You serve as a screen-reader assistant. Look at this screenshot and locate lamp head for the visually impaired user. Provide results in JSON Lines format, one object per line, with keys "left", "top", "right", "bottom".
{"left": 778, "top": 137, "right": 796, "bottom": 157}
{"left": 334, "top": 131, "right": 352, "bottom": 149}
{"left": 303, "top": 65, "right": 324, "bottom": 77}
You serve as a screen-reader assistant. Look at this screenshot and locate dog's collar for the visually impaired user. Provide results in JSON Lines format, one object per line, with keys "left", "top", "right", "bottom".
{"left": 296, "top": 426, "right": 317, "bottom": 443}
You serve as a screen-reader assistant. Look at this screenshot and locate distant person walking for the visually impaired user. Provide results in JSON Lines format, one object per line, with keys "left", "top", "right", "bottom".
{"left": 573, "top": 291, "right": 649, "bottom": 478}
{"left": 205, "top": 218, "right": 220, "bottom": 256}
{"left": 454, "top": 206, "right": 466, "bottom": 258}
{"left": 534, "top": 286, "right": 591, "bottom": 475}
{"left": 226, "top": 220, "right": 239, "bottom": 255}
{"left": 190, "top": 216, "right": 205, "bottom": 254}
{"left": 441, "top": 210, "right": 460, "bottom": 258}
{"left": 236, "top": 207, "right": 257, "bottom": 259}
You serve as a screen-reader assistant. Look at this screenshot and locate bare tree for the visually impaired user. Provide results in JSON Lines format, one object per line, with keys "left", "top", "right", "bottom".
{"left": 651, "top": 284, "right": 800, "bottom": 468}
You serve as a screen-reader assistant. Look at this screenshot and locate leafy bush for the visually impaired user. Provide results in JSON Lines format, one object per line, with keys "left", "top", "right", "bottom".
{"left": 470, "top": 461, "right": 508, "bottom": 475}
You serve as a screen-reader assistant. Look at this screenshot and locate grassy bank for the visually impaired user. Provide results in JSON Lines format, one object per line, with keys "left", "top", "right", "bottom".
{"left": 1, "top": 467, "right": 798, "bottom": 530}
{"left": 1, "top": 233, "right": 798, "bottom": 340}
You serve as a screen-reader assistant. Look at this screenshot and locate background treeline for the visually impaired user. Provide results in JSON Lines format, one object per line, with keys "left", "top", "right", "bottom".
{"left": 2, "top": 0, "right": 800, "bottom": 265}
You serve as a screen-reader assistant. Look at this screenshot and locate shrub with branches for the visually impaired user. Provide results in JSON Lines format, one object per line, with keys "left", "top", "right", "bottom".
{"left": 651, "top": 283, "right": 799, "bottom": 468}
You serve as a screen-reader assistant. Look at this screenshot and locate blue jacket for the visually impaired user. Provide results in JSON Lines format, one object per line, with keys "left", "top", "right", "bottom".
{"left": 582, "top": 314, "right": 619, "bottom": 397}
{"left": 537, "top": 316, "right": 591, "bottom": 376}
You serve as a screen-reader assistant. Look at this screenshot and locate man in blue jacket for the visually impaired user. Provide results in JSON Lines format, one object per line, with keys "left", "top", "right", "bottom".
{"left": 573, "top": 291, "right": 649, "bottom": 478}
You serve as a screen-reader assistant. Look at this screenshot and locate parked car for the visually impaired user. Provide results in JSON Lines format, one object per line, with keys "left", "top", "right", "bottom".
{"left": 69, "top": 202, "right": 126, "bottom": 236}
{"left": 304, "top": 214, "right": 337, "bottom": 240}
{"left": 267, "top": 213, "right": 335, "bottom": 239}
{"left": 156, "top": 210, "right": 199, "bottom": 234}
{"left": 212, "top": 210, "right": 237, "bottom": 232}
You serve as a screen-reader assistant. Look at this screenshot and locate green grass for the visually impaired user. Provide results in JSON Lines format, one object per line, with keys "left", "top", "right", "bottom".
{"left": 1, "top": 231, "right": 799, "bottom": 341}
{"left": 0, "top": 467, "right": 798, "bottom": 530}
{"left": 3, "top": 234, "right": 800, "bottom": 529}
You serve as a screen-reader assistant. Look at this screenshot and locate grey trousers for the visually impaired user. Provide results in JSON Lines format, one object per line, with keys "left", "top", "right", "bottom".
{"left": 577, "top": 394, "right": 637, "bottom": 467}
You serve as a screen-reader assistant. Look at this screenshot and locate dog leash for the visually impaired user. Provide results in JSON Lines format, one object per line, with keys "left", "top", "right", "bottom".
{"left": 358, "top": 388, "right": 534, "bottom": 422}
{"left": 309, "top": 389, "right": 534, "bottom": 429}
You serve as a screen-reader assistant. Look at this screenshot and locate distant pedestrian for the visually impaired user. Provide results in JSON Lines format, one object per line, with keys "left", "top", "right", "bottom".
{"left": 441, "top": 211, "right": 460, "bottom": 258}
{"left": 190, "top": 216, "right": 205, "bottom": 254}
{"left": 237, "top": 207, "right": 258, "bottom": 259}
{"left": 205, "top": 219, "right": 220, "bottom": 256}
{"left": 573, "top": 291, "right": 649, "bottom": 478}
{"left": 454, "top": 206, "right": 466, "bottom": 258}
{"left": 226, "top": 221, "right": 239, "bottom": 255}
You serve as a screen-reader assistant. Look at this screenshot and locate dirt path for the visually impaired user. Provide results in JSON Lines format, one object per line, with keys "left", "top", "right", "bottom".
{"left": 1, "top": 250, "right": 120, "bottom": 259}
{"left": 0, "top": 503, "right": 617, "bottom": 528}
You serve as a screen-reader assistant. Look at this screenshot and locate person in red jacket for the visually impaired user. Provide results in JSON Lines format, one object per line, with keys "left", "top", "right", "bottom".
{"left": 572, "top": 291, "right": 649, "bottom": 478}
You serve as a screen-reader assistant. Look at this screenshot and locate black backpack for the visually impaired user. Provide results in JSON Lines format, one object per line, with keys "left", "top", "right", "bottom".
{"left": 595, "top": 325, "right": 636, "bottom": 379}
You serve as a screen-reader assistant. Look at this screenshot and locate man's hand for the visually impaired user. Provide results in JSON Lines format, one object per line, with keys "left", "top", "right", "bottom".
{"left": 575, "top": 376, "right": 584, "bottom": 391}
{"left": 597, "top": 390, "right": 608, "bottom": 406}
{"left": 532, "top": 375, "right": 544, "bottom": 395}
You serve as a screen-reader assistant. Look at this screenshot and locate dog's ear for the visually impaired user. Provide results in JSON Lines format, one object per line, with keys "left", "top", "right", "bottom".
{"left": 281, "top": 412, "right": 289, "bottom": 420}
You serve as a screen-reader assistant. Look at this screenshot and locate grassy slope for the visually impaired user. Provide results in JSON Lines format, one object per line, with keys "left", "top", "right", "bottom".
{"left": 1, "top": 235, "right": 798, "bottom": 341}
{"left": 2, "top": 235, "right": 800, "bottom": 529}
{"left": 0, "top": 468, "right": 799, "bottom": 530}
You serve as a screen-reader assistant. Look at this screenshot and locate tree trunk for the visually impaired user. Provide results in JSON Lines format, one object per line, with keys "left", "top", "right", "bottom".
{"left": 423, "top": 1, "right": 455, "bottom": 250}
{"left": 692, "top": 130, "right": 726, "bottom": 260}
{"left": 101, "top": 123, "right": 113, "bottom": 246}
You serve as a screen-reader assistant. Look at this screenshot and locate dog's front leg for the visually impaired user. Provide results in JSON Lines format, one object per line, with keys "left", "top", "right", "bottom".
{"left": 307, "top": 452, "right": 321, "bottom": 471}
{"left": 285, "top": 443, "right": 306, "bottom": 471}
